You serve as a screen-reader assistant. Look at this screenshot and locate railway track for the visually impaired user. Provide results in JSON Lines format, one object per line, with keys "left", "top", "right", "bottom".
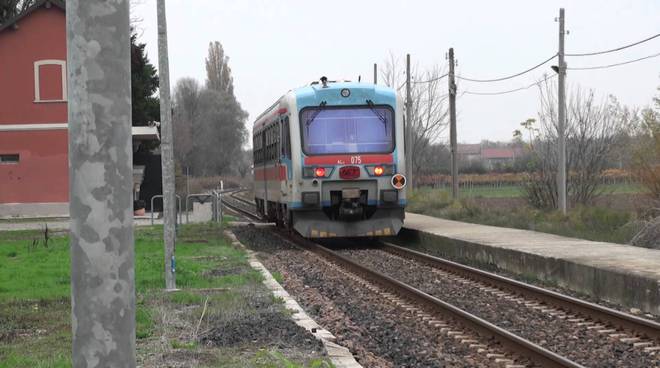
{"left": 220, "top": 188, "right": 261, "bottom": 221}
{"left": 292, "top": 235, "right": 583, "bottom": 368}
{"left": 378, "top": 242, "right": 660, "bottom": 342}
{"left": 225, "top": 194, "right": 660, "bottom": 366}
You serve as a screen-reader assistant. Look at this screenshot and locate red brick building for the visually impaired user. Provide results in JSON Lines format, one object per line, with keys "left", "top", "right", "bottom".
{"left": 0, "top": 0, "right": 69, "bottom": 216}
{"left": 0, "top": 0, "right": 162, "bottom": 217}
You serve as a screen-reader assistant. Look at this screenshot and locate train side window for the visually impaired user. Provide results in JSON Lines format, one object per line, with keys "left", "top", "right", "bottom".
{"left": 284, "top": 117, "right": 291, "bottom": 158}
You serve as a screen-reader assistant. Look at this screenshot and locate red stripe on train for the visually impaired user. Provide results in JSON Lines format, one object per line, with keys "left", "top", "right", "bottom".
{"left": 304, "top": 154, "right": 393, "bottom": 165}
{"left": 254, "top": 165, "right": 287, "bottom": 180}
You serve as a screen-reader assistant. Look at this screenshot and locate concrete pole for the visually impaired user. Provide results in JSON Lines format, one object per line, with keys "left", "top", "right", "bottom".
{"left": 373, "top": 63, "right": 377, "bottom": 84}
{"left": 405, "top": 54, "right": 413, "bottom": 187}
{"left": 557, "top": 8, "right": 567, "bottom": 214}
{"left": 66, "top": 0, "right": 136, "bottom": 366}
{"left": 157, "top": 0, "right": 177, "bottom": 290}
{"left": 448, "top": 48, "right": 459, "bottom": 200}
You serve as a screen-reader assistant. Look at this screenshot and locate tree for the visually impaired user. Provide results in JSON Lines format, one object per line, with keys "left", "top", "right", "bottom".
{"left": 205, "top": 41, "right": 234, "bottom": 95}
{"left": 521, "top": 79, "right": 633, "bottom": 209}
{"left": 631, "top": 83, "right": 660, "bottom": 200}
{"left": 195, "top": 88, "right": 247, "bottom": 175}
{"left": 172, "top": 41, "right": 247, "bottom": 176}
{"left": 172, "top": 78, "right": 200, "bottom": 168}
{"left": 0, "top": 0, "right": 33, "bottom": 25}
{"left": 131, "top": 32, "right": 160, "bottom": 127}
{"left": 381, "top": 53, "right": 449, "bottom": 187}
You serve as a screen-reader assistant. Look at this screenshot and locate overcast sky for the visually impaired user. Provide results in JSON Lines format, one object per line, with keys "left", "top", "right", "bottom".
{"left": 132, "top": 0, "right": 660, "bottom": 144}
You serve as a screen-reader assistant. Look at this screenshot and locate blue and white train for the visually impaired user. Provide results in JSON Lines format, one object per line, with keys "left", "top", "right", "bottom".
{"left": 252, "top": 78, "right": 407, "bottom": 238}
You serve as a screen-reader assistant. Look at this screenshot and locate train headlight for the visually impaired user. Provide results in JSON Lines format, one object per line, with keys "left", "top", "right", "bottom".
{"left": 314, "top": 167, "right": 326, "bottom": 177}
{"left": 366, "top": 164, "right": 394, "bottom": 176}
{"left": 340, "top": 88, "right": 350, "bottom": 98}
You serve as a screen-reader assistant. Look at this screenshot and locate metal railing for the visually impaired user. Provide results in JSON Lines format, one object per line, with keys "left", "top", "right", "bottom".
{"left": 150, "top": 194, "right": 182, "bottom": 226}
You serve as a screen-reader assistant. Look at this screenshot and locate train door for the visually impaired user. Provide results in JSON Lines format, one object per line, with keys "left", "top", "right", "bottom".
{"left": 280, "top": 116, "right": 290, "bottom": 191}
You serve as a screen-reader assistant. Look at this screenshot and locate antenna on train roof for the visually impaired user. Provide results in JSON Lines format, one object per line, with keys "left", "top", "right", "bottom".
{"left": 320, "top": 76, "right": 328, "bottom": 88}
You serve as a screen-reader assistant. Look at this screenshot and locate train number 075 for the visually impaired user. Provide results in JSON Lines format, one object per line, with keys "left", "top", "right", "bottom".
{"left": 350, "top": 155, "right": 362, "bottom": 164}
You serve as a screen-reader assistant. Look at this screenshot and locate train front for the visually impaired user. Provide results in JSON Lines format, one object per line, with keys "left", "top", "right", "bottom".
{"left": 291, "top": 81, "right": 406, "bottom": 238}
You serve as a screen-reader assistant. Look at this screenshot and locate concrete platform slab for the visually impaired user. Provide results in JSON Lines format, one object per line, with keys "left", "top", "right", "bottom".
{"left": 401, "top": 212, "right": 660, "bottom": 315}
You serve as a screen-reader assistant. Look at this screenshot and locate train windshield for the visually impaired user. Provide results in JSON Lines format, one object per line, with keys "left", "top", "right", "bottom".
{"left": 301, "top": 106, "right": 394, "bottom": 155}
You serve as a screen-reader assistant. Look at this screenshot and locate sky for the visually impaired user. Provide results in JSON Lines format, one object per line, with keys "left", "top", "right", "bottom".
{"left": 132, "top": 0, "right": 660, "bottom": 145}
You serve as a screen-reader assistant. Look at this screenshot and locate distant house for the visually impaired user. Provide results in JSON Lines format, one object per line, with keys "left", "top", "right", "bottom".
{"left": 481, "top": 148, "right": 522, "bottom": 170}
{"left": 0, "top": 0, "right": 161, "bottom": 217}
{"left": 457, "top": 144, "right": 482, "bottom": 163}
{"left": 457, "top": 144, "right": 523, "bottom": 170}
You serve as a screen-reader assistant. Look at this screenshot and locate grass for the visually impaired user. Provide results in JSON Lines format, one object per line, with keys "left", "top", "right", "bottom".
{"left": 408, "top": 187, "right": 640, "bottom": 244}
{"left": 431, "top": 182, "right": 646, "bottom": 199}
{"left": 0, "top": 223, "right": 332, "bottom": 367}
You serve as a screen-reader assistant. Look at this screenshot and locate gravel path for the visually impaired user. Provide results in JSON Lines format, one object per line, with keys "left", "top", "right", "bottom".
{"left": 337, "top": 247, "right": 660, "bottom": 368}
{"left": 234, "top": 227, "right": 509, "bottom": 368}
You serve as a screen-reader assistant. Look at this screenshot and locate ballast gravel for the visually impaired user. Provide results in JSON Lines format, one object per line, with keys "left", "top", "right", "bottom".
{"left": 336, "top": 246, "right": 660, "bottom": 368}
{"left": 234, "top": 227, "right": 504, "bottom": 368}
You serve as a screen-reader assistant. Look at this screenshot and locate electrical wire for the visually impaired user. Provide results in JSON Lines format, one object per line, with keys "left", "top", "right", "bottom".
{"left": 463, "top": 74, "right": 557, "bottom": 96}
{"left": 456, "top": 53, "right": 557, "bottom": 83}
{"left": 566, "top": 32, "right": 660, "bottom": 57}
{"left": 412, "top": 73, "right": 449, "bottom": 84}
{"left": 567, "top": 51, "right": 660, "bottom": 70}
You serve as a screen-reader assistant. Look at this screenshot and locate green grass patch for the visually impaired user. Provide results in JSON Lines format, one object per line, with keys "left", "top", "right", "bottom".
{"left": 0, "top": 223, "right": 243, "bottom": 366}
{"left": 0, "top": 223, "right": 332, "bottom": 367}
{"left": 271, "top": 271, "right": 284, "bottom": 284}
{"left": 136, "top": 304, "right": 154, "bottom": 339}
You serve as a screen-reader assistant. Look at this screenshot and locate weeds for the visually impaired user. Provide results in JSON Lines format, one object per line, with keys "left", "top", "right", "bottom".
{"left": 409, "top": 188, "right": 637, "bottom": 244}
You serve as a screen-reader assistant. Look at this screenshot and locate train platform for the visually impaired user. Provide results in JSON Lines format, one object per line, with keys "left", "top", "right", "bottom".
{"left": 400, "top": 212, "right": 660, "bottom": 315}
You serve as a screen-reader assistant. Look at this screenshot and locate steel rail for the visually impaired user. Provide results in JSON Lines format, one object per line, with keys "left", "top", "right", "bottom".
{"left": 286, "top": 234, "right": 584, "bottom": 368}
{"left": 229, "top": 190, "right": 257, "bottom": 208}
{"left": 380, "top": 242, "right": 660, "bottom": 341}
{"left": 221, "top": 191, "right": 261, "bottom": 221}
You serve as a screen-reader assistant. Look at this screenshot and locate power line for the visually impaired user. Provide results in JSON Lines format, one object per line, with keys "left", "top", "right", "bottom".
{"left": 567, "top": 50, "right": 660, "bottom": 70}
{"left": 456, "top": 53, "right": 557, "bottom": 83}
{"left": 566, "top": 32, "right": 660, "bottom": 57}
{"left": 412, "top": 73, "right": 449, "bottom": 84}
{"left": 463, "top": 74, "right": 557, "bottom": 96}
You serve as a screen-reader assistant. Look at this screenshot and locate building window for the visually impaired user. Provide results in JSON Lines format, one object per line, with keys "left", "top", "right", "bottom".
{"left": 34, "top": 60, "right": 67, "bottom": 102}
{"left": 0, "top": 154, "right": 19, "bottom": 164}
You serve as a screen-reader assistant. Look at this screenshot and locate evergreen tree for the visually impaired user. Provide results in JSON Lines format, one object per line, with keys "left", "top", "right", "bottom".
{"left": 131, "top": 32, "right": 160, "bottom": 127}
{"left": 0, "top": 0, "right": 33, "bottom": 25}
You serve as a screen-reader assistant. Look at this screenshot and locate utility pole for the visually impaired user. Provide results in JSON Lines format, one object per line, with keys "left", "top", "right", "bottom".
{"left": 66, "top": 0, "right": 136, "bottom": 366}
{"left": 373, "top": 63, "right": 378, "bottom": 84}
{"left": 557, "top": 8, "right": 567, "bottom": 214}
{"left": 448, "top": 48, "right": 459, "bottom": 200}
{"left": 157, "top": 0, "right": 177, "bottom": 290}
{"left": 405, "top": 54, "right": 413, "bottom": 187}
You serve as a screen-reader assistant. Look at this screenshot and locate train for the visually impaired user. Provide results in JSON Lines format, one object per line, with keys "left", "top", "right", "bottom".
{"left": 252, "top": 77, "right": 407, "bottom": 238}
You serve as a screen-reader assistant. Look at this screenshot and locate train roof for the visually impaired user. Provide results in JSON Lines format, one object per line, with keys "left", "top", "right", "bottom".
{"left": 253, "top": 82, "right": 397, "bottom": 129}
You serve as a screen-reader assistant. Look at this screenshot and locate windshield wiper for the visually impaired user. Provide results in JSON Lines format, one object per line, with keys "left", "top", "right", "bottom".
{"left": 366, "top": 99, "right": 388, "bottom": 132}
{"left": 305, "top": 101, "right": 327, "bottom": 133}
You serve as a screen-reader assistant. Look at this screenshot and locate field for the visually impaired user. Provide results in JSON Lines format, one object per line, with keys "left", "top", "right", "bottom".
{"left": 408, "top": 184, "right": 650, "bottom": 245}
{"left": 426, "top": 182, "right": 645, "bottom": 199}
{"left": 0, "top": 224, "right": 332, "bottom": 367}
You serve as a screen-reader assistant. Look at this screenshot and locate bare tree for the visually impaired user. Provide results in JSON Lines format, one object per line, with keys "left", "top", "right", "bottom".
{"left": 205, "top": 41, "right": 234, "bottom": 95}
{"left": 522, "top": 79, "right": 633, "bottom": 208}
{"left": 381, "top": 53, "right": 449, "bottom": 187}
{"left": 172, "top": 77, "right": 200, "bottom": 171}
